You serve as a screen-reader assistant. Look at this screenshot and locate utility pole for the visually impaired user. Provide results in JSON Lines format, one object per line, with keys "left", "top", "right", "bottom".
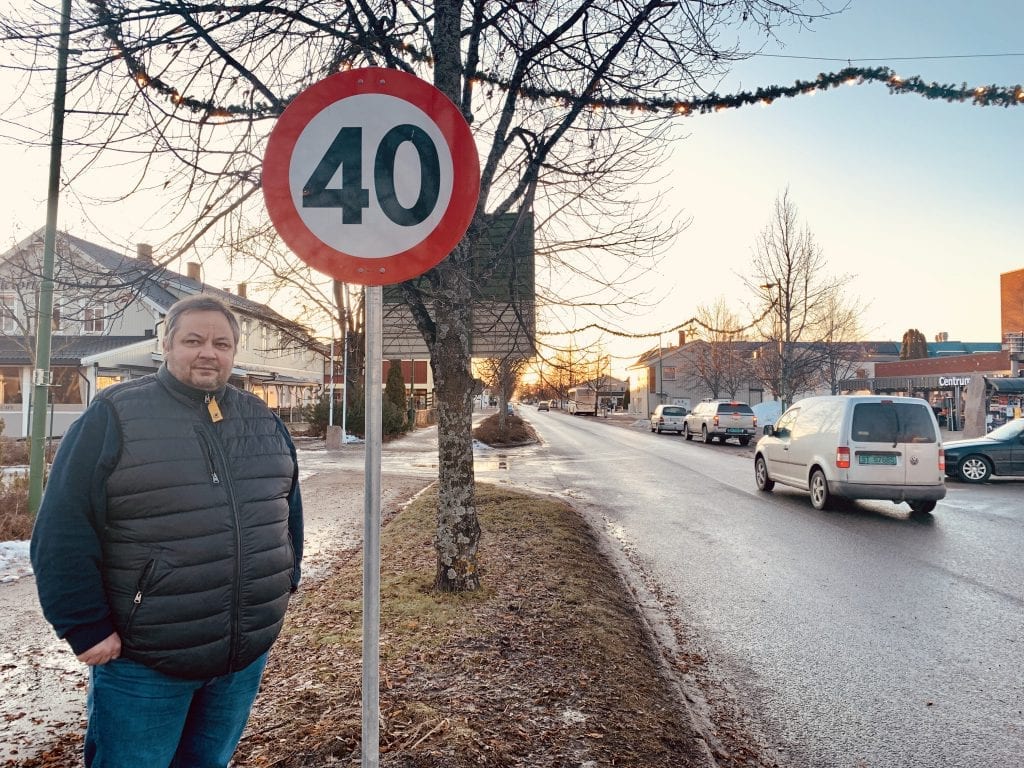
{"left": 28, "top": 0, "right": 72, "bottom": 514}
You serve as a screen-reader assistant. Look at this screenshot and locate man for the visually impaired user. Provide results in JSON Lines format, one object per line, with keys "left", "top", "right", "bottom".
{"left": 31, "top": 294, "right": 303, "bottom": 768}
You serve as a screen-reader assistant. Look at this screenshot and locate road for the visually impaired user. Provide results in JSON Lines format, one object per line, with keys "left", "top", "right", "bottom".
{"left": 497, "top": 406, "right": 1023, "bottom": 768}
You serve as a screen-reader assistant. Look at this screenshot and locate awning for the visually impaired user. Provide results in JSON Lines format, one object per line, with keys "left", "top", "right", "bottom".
{"left": 985, "top": 377, "right": 1024, "bottom": 394}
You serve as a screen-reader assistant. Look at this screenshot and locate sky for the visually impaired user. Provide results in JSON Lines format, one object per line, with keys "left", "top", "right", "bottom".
{"left": 0, "top": 0, "right": 1021, "bottom": 379}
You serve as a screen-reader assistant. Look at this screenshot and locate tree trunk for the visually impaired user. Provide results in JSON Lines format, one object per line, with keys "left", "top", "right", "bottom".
{"left": 430, "top": 252, "right": 481, "bottom": 592}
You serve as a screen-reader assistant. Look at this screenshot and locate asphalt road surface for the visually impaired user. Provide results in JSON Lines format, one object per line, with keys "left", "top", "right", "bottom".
{"left": 500, "top": 407, "right": 1023, "bottom": 768}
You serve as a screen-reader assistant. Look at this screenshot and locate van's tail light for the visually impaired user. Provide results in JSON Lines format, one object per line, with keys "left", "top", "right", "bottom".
{"left": 713, "top": 415, "right": 719, "bottom": 427}
{"left": 938, "top": 448, "right": 945, "bottom": 472}
{"left": 836, "top": 446, "right": 851, "bottom": 469}
{"left": 753, "top": 416, "right": 758, "bottom": 428}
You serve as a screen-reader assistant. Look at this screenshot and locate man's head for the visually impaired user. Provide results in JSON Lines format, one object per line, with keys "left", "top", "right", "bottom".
{"left": 163, "top": 295, "right": 240, "bottom": 391}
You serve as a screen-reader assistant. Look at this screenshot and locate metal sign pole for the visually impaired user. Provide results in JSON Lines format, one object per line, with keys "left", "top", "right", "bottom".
{"left": 362, "top": 285, "right": 382, "bottom": 768}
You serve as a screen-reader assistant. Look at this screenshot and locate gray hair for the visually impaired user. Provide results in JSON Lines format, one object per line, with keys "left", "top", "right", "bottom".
{"left": 164, "top": 295, "right": 240, "bottom": 346}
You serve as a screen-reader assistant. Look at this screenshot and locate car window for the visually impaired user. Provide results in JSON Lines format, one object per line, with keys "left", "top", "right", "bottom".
{"left": 662, "top": 407, "right": 685, "bottom": 416}
{"left": 852, "top": 402, "right": 936, "bottom": 444}
{"left": 773, "top": 408, "right": 799, "bottom": 437}
{"left": 715, "top": 403, "right": 753, "bottom": 415}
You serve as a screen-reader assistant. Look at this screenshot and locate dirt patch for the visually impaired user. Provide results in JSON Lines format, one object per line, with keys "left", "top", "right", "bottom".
{"left": 473, "top": 413, "right": 538, "bottom": 447}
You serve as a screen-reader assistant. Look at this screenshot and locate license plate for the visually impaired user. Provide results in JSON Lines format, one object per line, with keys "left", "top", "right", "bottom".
{"left": 726, "top": 428, "right": 746, "bottom": 433}
{"left": 858, "top": 454, "right": 897, "bottom": 466}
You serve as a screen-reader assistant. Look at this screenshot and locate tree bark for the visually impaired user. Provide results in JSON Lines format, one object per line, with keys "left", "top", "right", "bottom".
{"left": 430, "top": 249, "right": 481, "bottom": 592}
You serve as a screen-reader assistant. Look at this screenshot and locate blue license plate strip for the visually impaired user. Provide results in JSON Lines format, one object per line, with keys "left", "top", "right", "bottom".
{"left": 858, "top": 454, "right": 897, "bottom": 466}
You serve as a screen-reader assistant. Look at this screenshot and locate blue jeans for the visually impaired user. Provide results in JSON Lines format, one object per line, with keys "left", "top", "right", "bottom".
{"left": 84, "top": 653, "right": 268, "bottom": 768}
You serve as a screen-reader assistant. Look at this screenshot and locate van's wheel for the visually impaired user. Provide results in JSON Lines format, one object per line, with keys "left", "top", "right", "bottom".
{"left": 739, "top": 437, "right": 751, "bottom": 447}
{"left": 754, "top": 455, "right": 774, "bottom": 492}
{"left": 683, "top": 425, "right": 693, "bottom": 441}
{"left": 908, "top": 500, "right": 937, "bottom": 515}
{"left": 702, "top": 426, "right": 712, "bottom": 444}
{"left": 809, "top": 469, "right": 832, "bottom": 510}
{"left": 957, "top": 455, "right": 991, "bottom": 483}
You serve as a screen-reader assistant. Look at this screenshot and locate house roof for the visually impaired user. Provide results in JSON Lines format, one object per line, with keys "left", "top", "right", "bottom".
{"left": 627, "top": 339, "right": 903, "bottom": 369}
{"left": 0, "top": 335, "right": 149, "bottom": 365}
{"left": 927, "top": 340, "right": 1003, "bottom": 356}
{"left": 9, "top": 229, "right": 318, "bottom": 347}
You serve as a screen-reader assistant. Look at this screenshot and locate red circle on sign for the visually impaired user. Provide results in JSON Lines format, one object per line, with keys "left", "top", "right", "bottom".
{"left": 262, "top": 68, "right": 480, "bottom": 286}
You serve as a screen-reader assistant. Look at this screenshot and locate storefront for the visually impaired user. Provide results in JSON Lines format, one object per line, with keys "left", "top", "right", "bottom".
{"left": 839, "top": 350, "right": 1020, "bottom": 433}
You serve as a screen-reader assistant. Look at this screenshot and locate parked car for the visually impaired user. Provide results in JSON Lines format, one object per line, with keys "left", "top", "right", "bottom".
{"left": 753, "top": 395, "right": 946, "bottom": 513}
{"left": 537, "top": 400, "right": 550, "bottom": 411}
{"left": 650, "top": 404, "right": 687, "bottom": 434}
{"left": 683, "top": 400, "right": 757, "bottom": 445}
{"left": 943, "top": 418, "right": 1024, "bottom": 482}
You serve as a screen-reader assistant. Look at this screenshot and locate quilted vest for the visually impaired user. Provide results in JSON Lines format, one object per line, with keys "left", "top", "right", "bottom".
{"left": 99, "top": 366, "right": 296, "bottom": 679}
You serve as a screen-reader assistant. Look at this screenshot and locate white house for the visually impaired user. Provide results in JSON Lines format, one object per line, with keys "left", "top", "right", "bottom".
{"left": 0, "top": 229, "right": 327, "bottom": 437}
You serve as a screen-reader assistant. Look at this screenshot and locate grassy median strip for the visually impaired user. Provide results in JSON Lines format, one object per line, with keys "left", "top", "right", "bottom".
{"left": 235, "top": 483, "right": 710, "bottom": 767}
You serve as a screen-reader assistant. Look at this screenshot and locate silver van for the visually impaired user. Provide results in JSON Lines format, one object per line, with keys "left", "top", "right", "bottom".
{"left": 754, "top": 395, "right": 946, "bottom": 514}
{"left": 650, "top": 404, "right": 687, "bottom": 434}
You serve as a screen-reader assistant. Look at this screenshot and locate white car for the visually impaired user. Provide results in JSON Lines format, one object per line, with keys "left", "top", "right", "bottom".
{"left": 650, "top": 404, "right": 687, "bottom": 434}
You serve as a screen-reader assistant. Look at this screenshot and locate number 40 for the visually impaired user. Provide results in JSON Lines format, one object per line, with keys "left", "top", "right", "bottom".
{"left": 302, "top": 124, "right": 440, "bottom": 227}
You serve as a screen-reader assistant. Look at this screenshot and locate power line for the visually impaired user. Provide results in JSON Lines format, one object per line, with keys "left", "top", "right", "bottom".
{"left": 753, "top": 52, "right": 1024, "bottom": 63}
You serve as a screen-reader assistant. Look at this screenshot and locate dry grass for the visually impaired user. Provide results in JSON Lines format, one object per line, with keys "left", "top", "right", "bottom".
{"left": 0, "top": 476, "right": 33, "bottom": 540}
{"left": 232, "top": 483, "right": 713, "bottom": 767}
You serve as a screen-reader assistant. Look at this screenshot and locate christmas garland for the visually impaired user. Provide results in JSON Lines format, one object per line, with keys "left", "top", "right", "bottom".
{"left": 95, "top": 1, "right": 1022, "bottom": 120}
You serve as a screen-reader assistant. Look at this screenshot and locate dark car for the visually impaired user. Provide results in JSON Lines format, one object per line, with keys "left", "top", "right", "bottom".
{"left": 943, "top": 418, "right": 1024, "bottom": 482}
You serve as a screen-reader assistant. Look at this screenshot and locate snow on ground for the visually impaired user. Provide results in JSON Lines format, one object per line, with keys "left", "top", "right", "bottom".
{"left": 0, "top": 540, "right": 31, "bottom": 583}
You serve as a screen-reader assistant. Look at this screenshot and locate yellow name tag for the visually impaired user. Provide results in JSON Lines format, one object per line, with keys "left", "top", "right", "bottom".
{"left": 207, "top": 397, "right": 223, "bottom": 423}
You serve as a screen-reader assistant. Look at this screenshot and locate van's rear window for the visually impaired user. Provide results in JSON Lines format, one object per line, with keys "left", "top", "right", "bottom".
{"left": 717, "top": 404, "right": 754, "bottom": 414}
{"left": 662, "top": 407, "right": 685, "bottom": 415}
{"left": 852, "top": 403, "right": 936, "bottom": 443}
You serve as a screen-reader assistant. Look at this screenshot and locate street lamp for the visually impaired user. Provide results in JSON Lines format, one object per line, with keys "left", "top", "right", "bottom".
{"left": 761, "top": 282, "right": 786, "bottom": 409}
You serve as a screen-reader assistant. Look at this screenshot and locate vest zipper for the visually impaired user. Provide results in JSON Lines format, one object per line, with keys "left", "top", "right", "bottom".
{"left": 126, "top": 559, "right": 156, "bottom": 634}
{"left": 196, "top": 431, "right": 221, "bottom": 485}
{"left": 198, "top": 421, "right": 243, "bottom": 672}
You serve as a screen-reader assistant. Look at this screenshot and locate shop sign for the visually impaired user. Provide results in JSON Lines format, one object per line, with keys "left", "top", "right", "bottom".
{"left": 938, "top": 376, "right": 971, "bottom": 387}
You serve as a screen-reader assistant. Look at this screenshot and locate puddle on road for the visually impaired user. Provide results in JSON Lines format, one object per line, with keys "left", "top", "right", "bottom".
{"left": 475, "top": 453, "right": 510, "bottom": 471}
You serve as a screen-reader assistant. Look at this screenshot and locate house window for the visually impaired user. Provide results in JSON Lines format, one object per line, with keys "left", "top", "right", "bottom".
{"left": 49, "top": 367, "right": 85, "bottom": 404}
{"left": 663, "top": 366, "right": 676, "bottom": 381}
{"left": 83, "top": 304, "right": 105, "bottom": 333}
{"left": 1, "top": 291, "right": 17, "bottom": 333}
{"left": 97, "top": 374, "right": 123, "bottom": 391}
{"left": 0, "top": 366, "right": 23, "bottom": 404}
{"left": 240, "top": 318, "right": 250, "bottom": 351}
{"left": 261, "top": 324, "right": 269, "bottom": 350}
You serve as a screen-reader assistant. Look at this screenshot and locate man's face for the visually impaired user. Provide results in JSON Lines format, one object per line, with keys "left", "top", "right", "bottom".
{"left": 163, "top": 310, "right": 237, "bottom": 391}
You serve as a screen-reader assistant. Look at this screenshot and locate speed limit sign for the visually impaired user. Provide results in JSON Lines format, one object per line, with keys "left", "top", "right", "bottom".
{"left": 262, "top": 68, "right": 480, "bottom": 285}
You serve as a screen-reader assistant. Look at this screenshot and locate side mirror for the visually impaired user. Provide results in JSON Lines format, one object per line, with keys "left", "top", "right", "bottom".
{"left": 763, "top": 425, "right": 774, "bottom": 436}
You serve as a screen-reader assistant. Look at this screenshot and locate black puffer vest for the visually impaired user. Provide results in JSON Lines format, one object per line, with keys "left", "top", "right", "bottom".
{"left": 99, "top": 366, "right": 296, "bottom": 679}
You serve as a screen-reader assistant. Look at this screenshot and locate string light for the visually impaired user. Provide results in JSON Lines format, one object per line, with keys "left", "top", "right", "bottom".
{"left": 95, "top": 2, "right": 1022, "bottom": 122}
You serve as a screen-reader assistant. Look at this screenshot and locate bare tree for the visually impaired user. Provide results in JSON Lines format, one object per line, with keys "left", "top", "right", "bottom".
{"left": 2, "top": 1, "right": 831, "bottom": 591}
{"left": 748, "top": 189, "right": 854, "bottom": 408}
{"left": 691, "top": 299, "right": 751, "bottom": 399}
{"left": 812, "top": 290, "right": 866, "bottom": 394}
{"left": 476, "top": 355, "right": 525, "bottom": 429}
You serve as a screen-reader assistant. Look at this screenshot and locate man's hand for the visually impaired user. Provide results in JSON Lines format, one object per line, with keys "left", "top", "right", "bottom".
{"left": 77, "top": 632, "right": 122, "bottom": 666}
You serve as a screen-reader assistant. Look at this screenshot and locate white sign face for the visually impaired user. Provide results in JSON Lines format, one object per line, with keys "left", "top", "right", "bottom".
{"left": 288, "top": 94, "right": 454, "bottom": 259}
{"left": 263, "top": 68, "right": 480, "bottom": 286}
